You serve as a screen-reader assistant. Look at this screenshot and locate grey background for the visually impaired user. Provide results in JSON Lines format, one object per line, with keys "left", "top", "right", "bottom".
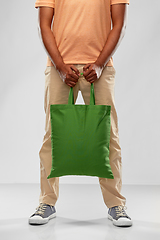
{"left": 0, "top": 0, "right": 159, "bottom": 185}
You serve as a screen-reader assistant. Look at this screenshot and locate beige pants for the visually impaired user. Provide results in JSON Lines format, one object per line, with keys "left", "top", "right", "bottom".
{"left": 39, "top": 64, "right": 126, "bottom": 208}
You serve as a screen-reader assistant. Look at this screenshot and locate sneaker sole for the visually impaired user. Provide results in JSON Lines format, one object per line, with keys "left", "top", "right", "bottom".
{"left": 29, "top": 212, "right": 56, "bottom": 225}
{"left": 108, "top": 214, "right": 132, "bottom": 227}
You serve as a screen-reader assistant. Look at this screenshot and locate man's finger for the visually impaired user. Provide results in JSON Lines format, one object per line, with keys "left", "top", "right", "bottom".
{"left": 83, "top": 64, "right": 91, "bottom": 72}
{"left": 71, "top": 65, "right": 80, "bottom": 75}
{"left": 83, "top": 67, "right": 93, "bottom": 78}
{"left": 87, "top": 75, "right": 96, "bottom": 82}
{"left": 67, "top": 68, "right": 78, "bottom": 80}
{"left": 89, "top": 80, "right": 95, "bottom": 83}
{"left": 86, "top": 70, "right": 97, "bottom": 79}
{"left": 70, "top": 72, "right": 79, "bottom": 81}
{"left": 69, "top": 67, "right": 79, "bottom": 80}
{"left": 65, "top": 80, "right": 76, "bottom": 87}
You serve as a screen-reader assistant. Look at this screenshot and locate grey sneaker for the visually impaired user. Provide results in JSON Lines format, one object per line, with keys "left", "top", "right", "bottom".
{"left": 29, "top": 203, "right": 56, "bottom": 225}
{"left": 108, "top": 206, "right": 132, "bottom": 227}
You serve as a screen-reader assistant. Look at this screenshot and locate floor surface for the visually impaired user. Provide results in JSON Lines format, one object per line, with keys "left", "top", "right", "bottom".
{"left": 0, "top": 184, "right": 160, "bottom": 240}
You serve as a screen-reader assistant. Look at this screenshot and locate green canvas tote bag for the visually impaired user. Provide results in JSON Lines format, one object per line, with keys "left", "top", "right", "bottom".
{"left": 47, "top": 83, "right": 114, "bottom": 179}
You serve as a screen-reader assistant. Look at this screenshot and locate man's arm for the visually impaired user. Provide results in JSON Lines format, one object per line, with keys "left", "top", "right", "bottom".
{"left": 83, "top": 4, "right": 128, "bottom": 83}
{"left": 38, "top": 7, "right": 79, "bottom": 87}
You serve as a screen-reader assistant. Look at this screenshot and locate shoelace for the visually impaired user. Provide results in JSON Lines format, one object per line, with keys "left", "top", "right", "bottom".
{"left": 35, "top": 203, "right": 47, "bottom": 216}
{"left": 115, "top": 206, "right": 127, "bottom": 218}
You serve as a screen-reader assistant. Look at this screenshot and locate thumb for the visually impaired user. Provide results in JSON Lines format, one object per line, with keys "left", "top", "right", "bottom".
{"left": 83, "top": 64, "right": 91, "bottom": 72}
{"left": 71, "top": 65, "right": 79, "bottom": 75}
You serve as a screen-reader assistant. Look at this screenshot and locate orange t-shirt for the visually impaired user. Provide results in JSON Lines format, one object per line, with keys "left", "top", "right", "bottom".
{"left": 35, "top": 0, "right": 129, "bottom": 67}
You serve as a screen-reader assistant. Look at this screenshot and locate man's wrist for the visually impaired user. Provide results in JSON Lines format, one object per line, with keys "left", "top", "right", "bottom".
{"left": 94, "top": 59, "right": 105, "bottom": 69}
{"left": 55, "top": 59, "right": 65, "bottom": 72}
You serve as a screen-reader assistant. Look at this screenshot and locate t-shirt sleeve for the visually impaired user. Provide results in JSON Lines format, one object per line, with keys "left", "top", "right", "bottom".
{"left": 111, "top": 0, "right": 129, "bottom": 5}
{"left": 35, "top": 0, "right": 55, "bottom": 9}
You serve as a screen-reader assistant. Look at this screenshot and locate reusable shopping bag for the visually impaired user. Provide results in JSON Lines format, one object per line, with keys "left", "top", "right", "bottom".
{"left": 47, "top": 83, "right": 114, "bottom": 179}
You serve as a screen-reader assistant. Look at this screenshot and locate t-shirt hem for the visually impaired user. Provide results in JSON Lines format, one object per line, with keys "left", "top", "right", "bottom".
{"left": 35, "top": 2, "right": 55, "bottom": 9}
{"left": 111, "top": 0, "right": 129, "bottom": 5}
{"left": 46, "top": 58, "right": 113, "bottom": 67}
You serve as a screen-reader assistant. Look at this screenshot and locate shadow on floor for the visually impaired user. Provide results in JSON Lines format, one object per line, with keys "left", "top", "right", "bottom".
{"left": 0, "top": 217, "right": 160, "bottom": 240}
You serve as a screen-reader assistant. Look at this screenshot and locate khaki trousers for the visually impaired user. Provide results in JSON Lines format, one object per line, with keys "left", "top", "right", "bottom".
{"left": 39, "top": 64, "right": 126, "bottom": 209}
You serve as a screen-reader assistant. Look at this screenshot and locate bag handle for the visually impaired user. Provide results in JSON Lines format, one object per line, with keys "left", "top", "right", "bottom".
{"left": 68, "top": 83, "right": 95, "bottom": 105}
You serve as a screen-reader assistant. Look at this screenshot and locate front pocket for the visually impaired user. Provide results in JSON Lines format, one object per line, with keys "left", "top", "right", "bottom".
{"left": 44, "top": 66, "right": 52, "bottom": 75}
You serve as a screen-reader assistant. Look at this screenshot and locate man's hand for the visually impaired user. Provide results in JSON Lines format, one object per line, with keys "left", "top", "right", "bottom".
{"left": 57, "top": 63, "right": 80, "bottom": 87}
{"left": 83, "top": 63, "right": 103, "bottom": 83}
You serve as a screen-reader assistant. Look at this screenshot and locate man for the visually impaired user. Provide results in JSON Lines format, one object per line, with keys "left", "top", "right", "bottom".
{"left": 29, "top": 0, "right": 132, "bottom": 227}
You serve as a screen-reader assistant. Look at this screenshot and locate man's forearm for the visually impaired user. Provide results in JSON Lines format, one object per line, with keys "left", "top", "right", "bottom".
{"left": 95, "top": 4, "right": 128, "bottom": 68}
{"left": 39, "top": 25, "right": 64, "bottom": 70}
{"left": 95, "top": 24, "right": 126, "bottom": 68}
{"left": 83, "top": 26, "right": 125, "bottom": 82}
{"left": 38, "top": 7, "right": 80, "bottom": 87}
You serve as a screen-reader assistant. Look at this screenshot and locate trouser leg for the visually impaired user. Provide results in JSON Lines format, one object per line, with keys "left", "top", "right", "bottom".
{"left": 39, "top": 66, "right": 79, "bottom": 206}
{"left": 75, "top": 64, "right": 126, "bottom": 208}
